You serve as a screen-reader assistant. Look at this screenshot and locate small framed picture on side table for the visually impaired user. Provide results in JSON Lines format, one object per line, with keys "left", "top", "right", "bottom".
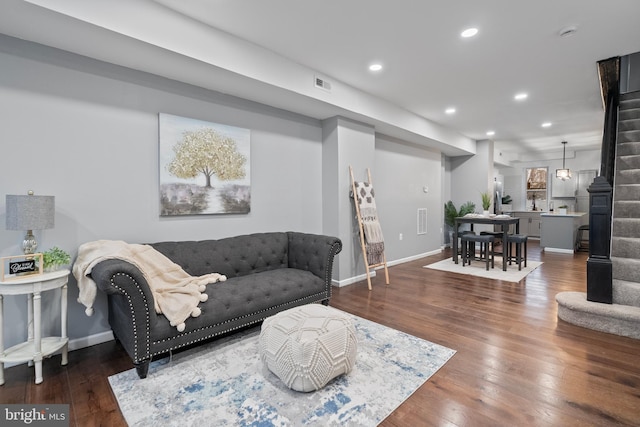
{"left": 0, "top": 253, "right": 43, "bottom": 281}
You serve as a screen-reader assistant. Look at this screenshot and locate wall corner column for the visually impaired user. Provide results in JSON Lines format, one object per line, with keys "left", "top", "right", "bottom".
{"left": 322, "top": 116, "right": 375, "bottom": 285}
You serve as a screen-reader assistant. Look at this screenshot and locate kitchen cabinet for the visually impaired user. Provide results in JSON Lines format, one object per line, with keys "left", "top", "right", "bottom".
{"left": 508, "top": 211, "right": 541, "bottom": 237}
{"left": 552, "top": 176, "right": 576, "bottom": 198}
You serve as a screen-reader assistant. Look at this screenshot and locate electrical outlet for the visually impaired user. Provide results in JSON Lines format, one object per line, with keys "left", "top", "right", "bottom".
{"left": 399, "top": 233, "right": 403, "bottom": 241}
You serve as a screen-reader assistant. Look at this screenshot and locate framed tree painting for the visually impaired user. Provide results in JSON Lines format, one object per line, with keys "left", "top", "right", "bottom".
{"left": 159, "top": 113, "right": 251, "bottom": 216}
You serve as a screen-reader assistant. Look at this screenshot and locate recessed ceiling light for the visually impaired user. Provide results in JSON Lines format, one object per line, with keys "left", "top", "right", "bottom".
{"left": 514, "top": 92, "right": 528, "bottom": 101}
{"left": 486, "top": 131, "right": 495, "bottom": 136}
{"left": 461, "top": 28, "right": 478, "bottom": 38}
{"left": 445, "top": 107, "right": 456, "bottom": 114}
{"left": 369, "top": 63, "right": 383, "bottom": 71}
{"left": 541, "top": 122, "right": 552, "bottom": 128}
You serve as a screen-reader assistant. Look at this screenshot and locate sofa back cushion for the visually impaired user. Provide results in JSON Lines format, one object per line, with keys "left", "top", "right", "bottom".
{"left": 151, "top": 232, "right": 289, "bottom": 278}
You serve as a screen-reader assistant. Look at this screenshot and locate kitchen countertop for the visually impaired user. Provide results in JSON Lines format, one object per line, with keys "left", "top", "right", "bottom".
{"left": 540, "top": 212, "right": 586, "bottom": 217}
{"left": 503, "top": 210, "right": 546, "bottom": 215}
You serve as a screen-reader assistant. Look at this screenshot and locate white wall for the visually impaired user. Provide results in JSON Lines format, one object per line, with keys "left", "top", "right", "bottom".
{"left": 497, "top": 149, "right": 601, "bottom": 211}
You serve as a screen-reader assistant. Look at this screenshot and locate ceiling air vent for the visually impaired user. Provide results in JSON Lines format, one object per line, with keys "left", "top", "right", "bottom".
{"left": 314, "top": 76, "right": 332, "bottom": 92}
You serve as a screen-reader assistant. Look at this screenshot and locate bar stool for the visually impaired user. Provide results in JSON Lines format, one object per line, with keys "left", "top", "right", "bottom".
{"left": 506, "top": 234, "right": 528, "bottom": 270}
{"left": 456, "top": 230, "right": 476, "bottom": 255}
{"left": 461, "top": 234, "right": 494, "bottom": 270}
{"left": 480, "top": 231, "right": 503, "bottom": 255}
{"left": 576, "top": 225, "right": 589, "bottom": 252}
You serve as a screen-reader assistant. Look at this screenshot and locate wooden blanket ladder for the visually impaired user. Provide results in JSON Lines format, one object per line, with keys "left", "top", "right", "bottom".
{"left": 350, "top": 166, "right": 390, "bottom": 290}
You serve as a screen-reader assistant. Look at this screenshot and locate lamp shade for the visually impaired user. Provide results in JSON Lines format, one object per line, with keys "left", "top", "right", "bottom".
{"left": 556, "top": 168, "right": 572, "bottom": 180}
{"left": 6, "top": 194, "right": 55, "bottom": 231}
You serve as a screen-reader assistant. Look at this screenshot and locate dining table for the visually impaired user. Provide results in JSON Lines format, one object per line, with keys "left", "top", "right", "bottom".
{"left": 452, "top": 215, "right": 521, "bottom": 271}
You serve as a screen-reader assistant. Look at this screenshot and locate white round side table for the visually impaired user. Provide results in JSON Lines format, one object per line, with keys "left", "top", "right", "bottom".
{"left": 0, "top": 269, "right": 70, "bottom": 385}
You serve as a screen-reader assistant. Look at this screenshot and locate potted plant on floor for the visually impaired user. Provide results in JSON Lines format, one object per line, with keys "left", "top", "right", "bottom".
{"left": 444, "top": 200, "right": 476, "bottom": 246}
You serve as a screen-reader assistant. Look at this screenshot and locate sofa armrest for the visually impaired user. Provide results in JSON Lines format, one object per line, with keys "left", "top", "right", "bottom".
{"left": 286, "top": 232, "right": 342, "bottom": 283}
{"left": 89, "top": 259, "right": 158, "bottom": 363}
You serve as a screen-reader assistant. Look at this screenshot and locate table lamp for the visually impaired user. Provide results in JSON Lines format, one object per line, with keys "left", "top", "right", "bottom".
{"left": 6, "top": 191, "right": 55, "bottom": 255}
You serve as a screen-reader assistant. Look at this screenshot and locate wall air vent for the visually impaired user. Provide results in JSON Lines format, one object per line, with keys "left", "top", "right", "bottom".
{"left": 314, "top": 76, "right": 332, "bottom": 92}
{"left": 417, "top": 208, "right": 427, "bottom": 235}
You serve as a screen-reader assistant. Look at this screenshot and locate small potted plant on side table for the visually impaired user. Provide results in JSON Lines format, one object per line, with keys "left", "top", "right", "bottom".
{"left": 43, "top": 247, "right": 71, "bottom": 272}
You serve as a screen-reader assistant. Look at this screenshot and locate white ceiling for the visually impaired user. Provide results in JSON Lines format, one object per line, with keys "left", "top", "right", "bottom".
{"left": 3, "top": 0, "right": 640, "bottom": 158}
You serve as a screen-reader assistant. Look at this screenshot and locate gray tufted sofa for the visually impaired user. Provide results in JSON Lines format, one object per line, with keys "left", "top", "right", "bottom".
{"left": 89, "top": 231, "right": 342, "bottom": 378}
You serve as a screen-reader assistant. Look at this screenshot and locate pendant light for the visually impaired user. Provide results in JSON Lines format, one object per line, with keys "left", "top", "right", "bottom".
{"left": 556, "top": 141, "right": 572, "bottom": 180}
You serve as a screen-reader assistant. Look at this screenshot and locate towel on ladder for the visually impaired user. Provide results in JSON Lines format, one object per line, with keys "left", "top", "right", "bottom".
{"left": 354, "top": 181, "right": 385, "bottom": 265}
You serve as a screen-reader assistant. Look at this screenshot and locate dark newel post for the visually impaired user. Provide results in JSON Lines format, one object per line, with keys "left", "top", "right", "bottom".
{"left": 597, "top": 56, "right": 620, "bottom": 185}
{"left": 586, "top": 176, "right": 612, "bottom": 303}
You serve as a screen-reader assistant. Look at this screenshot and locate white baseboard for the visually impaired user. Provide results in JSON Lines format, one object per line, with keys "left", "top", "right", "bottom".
{"left": 333, "top": 248, "right": 442, "bottom": 287}
{"left": 333, "top": 271, "right": 376, "bottom": 287}
{"left": 68, "top": 330, "right": 114, "bottom": 351}
{"left": 387, "top": 249, "right": 441, "bottom": 266}
{"left": 543, "top": 247, "right": 574, "bottom": 254}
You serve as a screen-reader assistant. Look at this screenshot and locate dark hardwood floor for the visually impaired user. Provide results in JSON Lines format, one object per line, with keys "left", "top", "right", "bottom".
{"left": 1, "top": 241, "right": 639, "bottom": 426}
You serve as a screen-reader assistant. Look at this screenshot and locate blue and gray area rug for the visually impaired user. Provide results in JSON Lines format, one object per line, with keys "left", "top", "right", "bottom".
{"left": 109, "top": 310, "right": 455, "bottom": 426}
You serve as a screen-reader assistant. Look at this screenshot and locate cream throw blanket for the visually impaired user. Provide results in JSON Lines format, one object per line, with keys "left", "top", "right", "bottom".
{"left": 354, "top": 182, "right": 385, "bottom": 265}
{"left": 73, "top": 240, "right": 227, "bottom": 332}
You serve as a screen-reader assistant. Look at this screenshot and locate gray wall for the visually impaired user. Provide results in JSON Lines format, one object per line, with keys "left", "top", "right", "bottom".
{"left": 321, "top": 119, "right": 442, "bottom": 284}
{"left": 322, "top": 117, "right": 376, "bottom": 283}
{"left": 0, "top": 43, "right": 325, "bottom": 349}
{"left": 0, "top": 38, "right": 449, "bottom": 351}
{"left": 449, "top": 139, "right": 494, "bottom": 211}
{"left": 374, "top": 136, "right": 442, "bottom": 261}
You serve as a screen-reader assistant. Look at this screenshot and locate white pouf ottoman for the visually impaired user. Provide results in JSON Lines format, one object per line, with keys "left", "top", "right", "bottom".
{"left": 259, "top": 304, "right": 358, "bottom": 392}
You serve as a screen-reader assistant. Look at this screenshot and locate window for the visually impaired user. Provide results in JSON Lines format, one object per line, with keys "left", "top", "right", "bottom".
{"left": 525, "top": 167, "right": 547, "bottom": 211}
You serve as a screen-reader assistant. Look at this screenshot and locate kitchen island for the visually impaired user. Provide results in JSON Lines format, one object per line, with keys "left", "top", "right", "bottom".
{"left": 540, "top": 212, "right": 587, "bottom": 253}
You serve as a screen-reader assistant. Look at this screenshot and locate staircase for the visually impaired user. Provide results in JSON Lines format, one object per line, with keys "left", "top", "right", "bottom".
{"left": 611, "top": 93, "right": 640, "bottom": 309}
{"left": 557, "top": 91, "right": 640, "bottom": 339}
